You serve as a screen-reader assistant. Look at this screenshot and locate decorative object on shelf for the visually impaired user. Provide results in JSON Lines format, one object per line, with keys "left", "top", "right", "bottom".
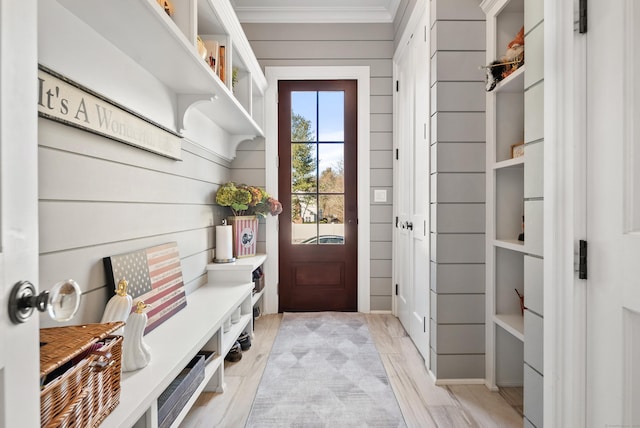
{"left": 100, "top": 278, "right": 133, "bottom": 335}
{"left": 215, "top": 181, "right": 282, "bottom": 258}
{"left": 482, "top": 26, "right": 525, "bottom": 91}
{"left": 511, "top": 141, "right": 525, "bottom": 158}
{"left": 156, "top": 0, "right": 175, "bottom": 16}
{"left": 228, "top": 215, "right": 258, "bottom": 258}
{"left": 122, "top": 302, "right": 152, "bottom": 372}
{"left": 223, "top": 317, "right": 231, "bottom": 333}
{"left": 518, "top": 215, "right": 525, "bottom": 241}
{"left": 196, "top": 36, "right": 207, "bottom": 61}
{"left": 232, "top": 67, "right": 239, "bottom": 93}
{"left": 103, "top": 242, "right": 187, "bottom": 335}
{"left": 214, "top": 219, "right": 235, "bottom": 263}
{"left": 515, "top": 289, "right": 526, "bottom": 316}
{"left": 200, "top": 38, "right": 219, "bottom": 74}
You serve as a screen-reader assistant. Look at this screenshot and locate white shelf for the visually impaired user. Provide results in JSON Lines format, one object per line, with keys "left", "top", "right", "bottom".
{"left": 222, "top": 313, "right": 251, "bottom": 356}
{"left": 494, "top": 156, "right": 524, "bottom": 170}
{"left": 55, "top": 0, "right": 264, "bottom": 138}
{"left": 494, "top": 66, "right": 525, "bottom": 93}
{"left": 100, "top": 282, "right": 252, "bottom": 428}
{"left": 494, "top": 314, "right": 525, "bottom": 342}
{"left": 494, "top": 239, "right": 526, "bottom": 253}
{"left": 207, "top": 253, "right": 267, "bottom": 284}
{"left": 207, "top": 253, "right": 267, "bottom": 273}
{"left": 251, "top": 288, "right": 265, "bottom": 306}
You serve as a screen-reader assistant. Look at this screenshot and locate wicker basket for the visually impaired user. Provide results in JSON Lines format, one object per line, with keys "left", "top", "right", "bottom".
{"left": 40, "top": 322, "right": 124, "bottom": 428}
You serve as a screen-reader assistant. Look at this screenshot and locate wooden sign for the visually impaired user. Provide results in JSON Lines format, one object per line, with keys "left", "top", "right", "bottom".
{"left": 103, "top": 242, "right": 187, "bottom": 335}
{"left": 37, "top": 65, "right": 182, "bottom": 160}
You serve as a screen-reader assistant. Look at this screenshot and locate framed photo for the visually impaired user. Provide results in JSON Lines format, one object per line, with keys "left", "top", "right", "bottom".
{"left": 511, "top": 142, "right": 525, "bottom": 158}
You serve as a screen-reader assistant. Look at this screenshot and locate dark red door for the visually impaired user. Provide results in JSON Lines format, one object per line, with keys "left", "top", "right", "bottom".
{"left": 278, "top": 80, "right": 358, "bottom": 312}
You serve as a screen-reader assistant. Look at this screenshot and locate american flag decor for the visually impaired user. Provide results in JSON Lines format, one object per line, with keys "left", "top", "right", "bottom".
{"left": 103, "top": 242, "right": 187, "bottom": 335}
{"left": 229, "top": 216, "right": 258, "bottom": 258}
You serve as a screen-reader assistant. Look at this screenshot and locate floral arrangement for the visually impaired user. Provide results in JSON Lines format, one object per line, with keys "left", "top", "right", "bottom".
{"left": 215, "top": 181, "right": 282, "bottom": 218}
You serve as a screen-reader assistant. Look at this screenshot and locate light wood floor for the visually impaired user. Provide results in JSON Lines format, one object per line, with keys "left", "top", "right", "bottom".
{"left": 182, "top": 313, "right": 523, "bottom": 427}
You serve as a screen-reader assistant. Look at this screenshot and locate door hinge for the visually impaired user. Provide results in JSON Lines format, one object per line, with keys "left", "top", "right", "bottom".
{"left": 396, "top": 80, "right": 399, "bottom": 92}
{"left": 423, "top": 316, "right": 426, "bottom": 333}
{"left": 395, "top": 284, "right": 398, "bottom": 296}
{"left": 579, "top": 240, "right": 588, "bottom": 279}
{"left": 395, "top": 148, "right": 399, "bottom": 160}
{"left": 579, "top": 0, "right": 587, "bottom": 33}
{"left": 276, "top": 155, "right": 280, "bottom": 168}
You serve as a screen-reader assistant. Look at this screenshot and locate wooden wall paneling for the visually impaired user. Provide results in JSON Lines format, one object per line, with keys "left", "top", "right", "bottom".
{"left": 39, "top": 228, "right": 214, "bottom": 294}
{"left": 39, "top": 202, "right": 216, "bottom": 253}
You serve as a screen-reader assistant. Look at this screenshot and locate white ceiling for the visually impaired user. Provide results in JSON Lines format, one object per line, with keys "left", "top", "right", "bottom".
{"left": 230, "top": 0, "right": 401, "bottom": 23}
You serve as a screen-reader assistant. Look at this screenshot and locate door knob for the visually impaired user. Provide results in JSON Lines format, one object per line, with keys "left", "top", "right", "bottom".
{"left": 8, "top": 279, "right": 81, "bottom": 324}
{"left": 407, "top": 222, "right": 413, "bottom": 231}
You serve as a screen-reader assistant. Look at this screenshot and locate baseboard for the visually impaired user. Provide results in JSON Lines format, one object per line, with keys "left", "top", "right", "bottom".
{"left": 433, "top": 378, "right": 487, "bottom": 386}
{"left": 368, "top": 310, "right": 393, "bottom": 314}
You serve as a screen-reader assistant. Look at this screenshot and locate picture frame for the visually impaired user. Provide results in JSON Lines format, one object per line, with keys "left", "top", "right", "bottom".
{"left": 511, "top": 141, "right": 525, "bottom": 158}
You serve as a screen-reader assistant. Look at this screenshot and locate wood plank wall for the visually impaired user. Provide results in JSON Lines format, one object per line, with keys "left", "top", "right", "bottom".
{"left": 237, "top": 22, "right": 395, "bottom": 311}
{"left": 37, "top": 1, "right": 230, "bottom": 328}
{"left": 429, "top": 0, "right": 487, "bottom": 380}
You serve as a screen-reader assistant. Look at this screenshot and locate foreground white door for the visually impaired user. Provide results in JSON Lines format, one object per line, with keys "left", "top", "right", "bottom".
{"left": 0, "top": 1, "right": 40, "bottom": 426}
{"left": 393, "top": 5, "right": 430, "bottom": 362}
{"left": 586, "top": 0, "right": 640, "bottom": 425}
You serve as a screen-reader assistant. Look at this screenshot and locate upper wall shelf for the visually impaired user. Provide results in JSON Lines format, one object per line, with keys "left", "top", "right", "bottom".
{"left": 56, "top": 0, "right": 266, "bottom": 149}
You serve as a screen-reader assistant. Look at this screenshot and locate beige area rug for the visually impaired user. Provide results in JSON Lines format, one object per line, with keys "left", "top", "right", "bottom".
{"left": 245, "top": 312, "right": 407, "bottom": 427}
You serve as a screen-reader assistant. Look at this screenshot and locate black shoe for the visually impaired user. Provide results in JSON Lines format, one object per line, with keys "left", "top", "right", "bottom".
{"left": 225, "top": 341, "right": 242, "bottom": 362}
{"left": 238, "top": 332, "right": 251, "bottom": 351}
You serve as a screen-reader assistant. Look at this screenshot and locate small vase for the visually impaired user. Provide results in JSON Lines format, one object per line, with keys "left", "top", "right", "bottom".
{"left": 227, "top": 215, "right": 258, "bottom": 258}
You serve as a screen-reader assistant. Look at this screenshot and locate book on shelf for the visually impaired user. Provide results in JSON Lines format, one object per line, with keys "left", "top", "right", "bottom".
{"left": 201, "top": 39, "right": 219, "bottom": 75}
{"left": 218, "top": 45, "right": 226, "bottom": 85}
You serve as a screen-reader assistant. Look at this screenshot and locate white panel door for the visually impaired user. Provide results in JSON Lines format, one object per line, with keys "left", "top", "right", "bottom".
{"left": 586, "top": 0, "right": 640, "bottom": 425}
{"left": 409, "top": 9, "right": 430, "bottom": 362}
{"left": 394, "top": 31, "right": 414, "bottom": 332}
{"left": 0, "top": 1, "right": 40, "bottom": 426}
{"left": 393, "top": 5, "right": 430, "bottom": 362}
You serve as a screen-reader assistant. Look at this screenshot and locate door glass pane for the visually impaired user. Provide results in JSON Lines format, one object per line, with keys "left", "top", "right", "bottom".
{"left": 292, "top": 195, "right": 318, "bottom": 244}
{"left": 291, "top": 143, "right": 317, "bottom": 193}
{"left": 318, "top": 91, "right": 344, "bottom": 142}
{"left": 318, "top": 143, "right": 344, "bottom": 193}
{"left": 291, "top": 91, "right": 317, "bottom": 142}
{"left": 318, "top": 195, "right": 344, "bottom": 244}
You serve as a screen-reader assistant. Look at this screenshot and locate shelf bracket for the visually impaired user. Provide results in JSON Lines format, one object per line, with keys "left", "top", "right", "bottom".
{"left": 176, "top": 94, "right": 218, "bottom": 134}
{"left": 230, "top": 135, "right": 258, "bottom": 154}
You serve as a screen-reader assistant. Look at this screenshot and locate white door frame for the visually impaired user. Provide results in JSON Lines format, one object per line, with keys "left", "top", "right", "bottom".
{"left": 263, "top": 66, "right": 371, "bottom": 314}
{"left": 545, "top": 0, "right": 587, "bottom": 426}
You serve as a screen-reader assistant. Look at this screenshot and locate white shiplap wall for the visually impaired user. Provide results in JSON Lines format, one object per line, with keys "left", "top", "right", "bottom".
{"left": 37, "top": 1, "right": 231, "bottom": 327}
{"left": 237, "top": 22, "right": 395, "bottom": 310}
{"left": 429, "top": 0, "right": 487, "bottom": 380}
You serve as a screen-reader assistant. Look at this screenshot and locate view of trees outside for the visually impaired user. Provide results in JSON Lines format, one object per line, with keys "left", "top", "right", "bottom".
{"left": 290, "top": 92, "right": 346, "bottom": 244}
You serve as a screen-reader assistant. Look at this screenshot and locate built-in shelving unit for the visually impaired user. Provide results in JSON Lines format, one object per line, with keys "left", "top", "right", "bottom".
{"left": 55, "top": 0, "right": 268, "bottom": 158}
{"left": 207, "top": 253, "right": 267, "bottom": 329}
{"left": 483, "top": 0, "right": 545, "bottom": 425}
{"left": 481, "top": 0, "right": 526, "bottom": 393}
{"left": 100, "top": 282, "right": 253, "bottom": 428}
